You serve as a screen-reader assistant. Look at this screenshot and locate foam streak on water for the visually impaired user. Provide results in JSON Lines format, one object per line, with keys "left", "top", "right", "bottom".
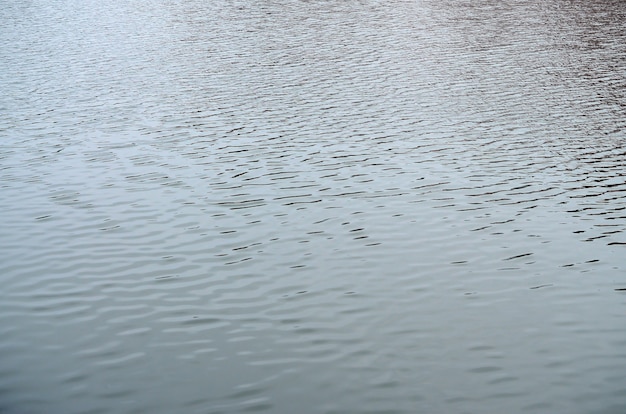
{"left": 1, "top": 0, "right": 625, "bottom": 413}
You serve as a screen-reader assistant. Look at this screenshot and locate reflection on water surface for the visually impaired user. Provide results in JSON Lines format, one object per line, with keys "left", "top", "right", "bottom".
{"left": 1, "top": 0, "right": 625, "bottom": 413}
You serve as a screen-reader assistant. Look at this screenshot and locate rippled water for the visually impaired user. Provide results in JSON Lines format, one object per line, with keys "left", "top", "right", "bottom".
{"left": 1, "top": 0, "right": 626, "bottom": 413}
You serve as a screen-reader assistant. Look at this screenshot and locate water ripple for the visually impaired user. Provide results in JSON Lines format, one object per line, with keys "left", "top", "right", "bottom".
{"left": 1, "top": 0, "right": 626, "bottom": 413}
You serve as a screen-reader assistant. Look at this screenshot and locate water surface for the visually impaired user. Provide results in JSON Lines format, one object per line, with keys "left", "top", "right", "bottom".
{"left": 1, "top": 0, "right": 626, "bottom": 413}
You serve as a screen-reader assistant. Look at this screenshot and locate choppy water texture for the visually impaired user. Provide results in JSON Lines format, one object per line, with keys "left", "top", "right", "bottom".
{"left": 1, "top": 0, "right": 626, "bottom": 413}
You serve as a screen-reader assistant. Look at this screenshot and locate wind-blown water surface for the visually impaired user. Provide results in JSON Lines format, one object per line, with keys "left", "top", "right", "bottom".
{"left": 1, "top": 0, "right": 625, "bottom": 413}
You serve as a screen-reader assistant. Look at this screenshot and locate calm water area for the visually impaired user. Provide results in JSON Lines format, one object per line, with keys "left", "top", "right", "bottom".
{"left": 1, "top": 0, "right": 626, "bottom": 413}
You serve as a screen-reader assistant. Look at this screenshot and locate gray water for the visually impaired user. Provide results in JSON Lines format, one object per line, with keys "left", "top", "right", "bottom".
{"left": 1, "top": 0, "right": 626, "bottom": 413}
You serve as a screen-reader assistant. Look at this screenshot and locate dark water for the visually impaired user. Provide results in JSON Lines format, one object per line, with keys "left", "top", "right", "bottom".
{"left": 1, "top": 0, "right": 626, "bottom": 413}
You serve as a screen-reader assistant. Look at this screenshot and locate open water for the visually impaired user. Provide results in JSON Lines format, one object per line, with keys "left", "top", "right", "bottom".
{"left": 1, "top": 0, "right": 626, "bottom": 413}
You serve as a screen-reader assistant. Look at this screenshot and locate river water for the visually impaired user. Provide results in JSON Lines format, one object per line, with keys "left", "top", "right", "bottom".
{"left": 1, "top": 0, "right": 625, "bottom": 413}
